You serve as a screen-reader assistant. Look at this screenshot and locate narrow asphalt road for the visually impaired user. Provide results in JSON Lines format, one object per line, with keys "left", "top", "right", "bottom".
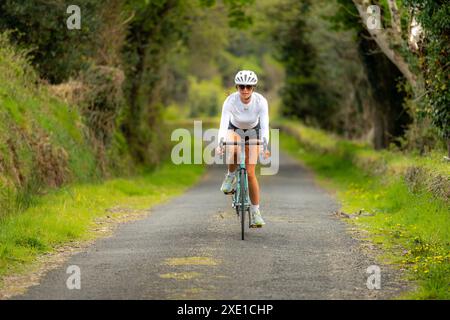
{"left": 15, "top": 152, "right": 405, "bottom": 299}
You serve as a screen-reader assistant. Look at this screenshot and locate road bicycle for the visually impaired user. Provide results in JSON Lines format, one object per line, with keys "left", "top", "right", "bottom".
{"left": 220, "top": 137, "right": 268, "bottom": 240}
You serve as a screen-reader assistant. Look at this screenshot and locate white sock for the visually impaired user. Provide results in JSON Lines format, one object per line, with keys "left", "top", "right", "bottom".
{"left": 251, "top": 204, "right": 259, "bottom": 212}
{"left": 227, "top": 169, "right": 236, "bottom": 176}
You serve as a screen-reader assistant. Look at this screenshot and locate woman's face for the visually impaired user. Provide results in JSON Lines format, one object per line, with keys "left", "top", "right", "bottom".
{"left": 237, "top": 84, "right": 254, "bottom": 102}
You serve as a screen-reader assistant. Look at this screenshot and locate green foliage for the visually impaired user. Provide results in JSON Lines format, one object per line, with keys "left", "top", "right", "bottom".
{"left": 156, "top": 0, "right": 273, "bottom": 122}
{"left": 0, "top": 0, "right": 262, "bottom": 167}
{"left": 0, "top": 0, "right": 101, "bottom": 83}
{"left": 404, "top": 0, "right": 450, "bottom": 140}
{"left": 329, "top": 0, "right": 415, "bottom": 148}
{"left": 188, "top": 76, "right": 224, "bottom": 117}
{"left": 200, "top": 0, "right": 255, "bottom": 29}
{"left": 278, "top": 118, "right": 450, "bottom": 200}
{"left": 0, "top": 33, "right": 99, "bottom": 216}
{"left": 121, "top": 0, "right": 256, "bottom": 165}
{"left": 217, "top": 52, "right": 264, "bottom": 87}
{"left": 223, "top": 0, "right": 255, "bottom": 29}
{"left": 327, "top": 0, "right": 362, "bottom": 31}
{"left": 79, "top": 65, "right": 125, "bottom": 146}
{"left": 269, "top": 0, "right": 335, "bottom": 128}
{"left": 333, "top": 0, "right": 448, "bottom": 145}
{"left": 120, "top": 0, "right": 187, "bottom": 164}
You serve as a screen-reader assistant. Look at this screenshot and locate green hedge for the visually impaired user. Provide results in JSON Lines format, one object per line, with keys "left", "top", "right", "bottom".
{"left": 275, "top": 119, "right": 449, "bottom": 203}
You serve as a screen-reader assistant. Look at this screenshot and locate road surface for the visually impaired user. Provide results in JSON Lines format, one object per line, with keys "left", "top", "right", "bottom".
{"left": 15, "top": 152, "right": 405, "bottom": 299}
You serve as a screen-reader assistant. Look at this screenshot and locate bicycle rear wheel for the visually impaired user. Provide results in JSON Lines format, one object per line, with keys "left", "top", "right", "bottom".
{"left": 240, "top": 169, "right": 246, "bottom": 240}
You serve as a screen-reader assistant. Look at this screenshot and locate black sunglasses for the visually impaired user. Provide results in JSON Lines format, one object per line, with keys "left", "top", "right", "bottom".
{"left": 237, "top": 85, "right": 254, "bottom": 90}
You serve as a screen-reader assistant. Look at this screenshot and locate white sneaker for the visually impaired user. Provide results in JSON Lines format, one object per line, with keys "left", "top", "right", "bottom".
{"left": 220, "top": 173, "right": 237, "bottom": 194}
{"left": 250, "top": 208, "right": 265, "bottom": 228}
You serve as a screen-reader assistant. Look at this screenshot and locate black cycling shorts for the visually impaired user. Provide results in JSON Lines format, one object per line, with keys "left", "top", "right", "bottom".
{"left": 228, "top": 120, "right": 260, "bottom": 142}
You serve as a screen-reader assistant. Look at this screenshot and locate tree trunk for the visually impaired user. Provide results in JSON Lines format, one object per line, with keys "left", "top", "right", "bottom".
{"left": 352, "top": 0, "right": 419, "bottom": 93}
{"left": 122, "top": 1, "right": 177, "bottom": 164}
{"left": 357, "top": 30, "right": 411, "bottom": 149}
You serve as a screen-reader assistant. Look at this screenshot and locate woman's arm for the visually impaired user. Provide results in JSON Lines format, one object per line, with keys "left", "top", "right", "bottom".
{"left": 218, "top": 97, "right": 231, "bottom": 146}
{"left": 259, "top": 97, "right": 269, "bottom": 144}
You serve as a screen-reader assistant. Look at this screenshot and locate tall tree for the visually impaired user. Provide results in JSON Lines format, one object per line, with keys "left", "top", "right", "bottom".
{"left": 269, "top": 0, "right": 333, "bottom": 128}
{"left": 351, "top": 0, "right": 449, "bottom": 154}
{"left": 352, "top": 0, "right": 420, "bottom": 91}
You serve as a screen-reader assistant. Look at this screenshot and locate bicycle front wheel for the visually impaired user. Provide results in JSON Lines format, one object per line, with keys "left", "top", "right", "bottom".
{"left": 240, "top": 169, "right": 246, "bottom": 240}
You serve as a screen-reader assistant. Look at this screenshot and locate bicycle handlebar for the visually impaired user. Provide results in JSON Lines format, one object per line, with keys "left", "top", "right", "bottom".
{"left": 217, "top": 138, "right": 269, "bottom": 159}
{"left": 218, "top": 138, "right": 268, "bottom": 157}
{"left": 221, "top": 141, "right": 265, "bottom": 146}
{"left": 219, "top": 138, "right": 267, "bottom": 147}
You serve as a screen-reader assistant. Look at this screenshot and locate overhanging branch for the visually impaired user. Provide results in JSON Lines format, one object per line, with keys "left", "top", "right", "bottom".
{"left": 352, "top": 0, "right": 418, "bottom": 90}
{"left": 387, "top": 0, "right": 402, "bottom": 35}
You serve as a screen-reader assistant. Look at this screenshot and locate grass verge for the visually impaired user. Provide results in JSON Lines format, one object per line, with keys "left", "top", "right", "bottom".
{"left": 280, "top": 127, "right": 449, "bottom": 300}
{"left": 0, "top": 161, "right": 205, "bottom": 284}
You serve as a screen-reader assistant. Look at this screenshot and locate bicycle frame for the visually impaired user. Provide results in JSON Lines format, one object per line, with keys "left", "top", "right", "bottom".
{"left": 231, "top": 141, "right": 250, "bottom": 213}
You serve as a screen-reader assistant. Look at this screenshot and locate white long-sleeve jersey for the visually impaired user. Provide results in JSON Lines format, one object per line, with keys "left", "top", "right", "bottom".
{"left": 218, "top": 92, "right": 269, "bottom": 145}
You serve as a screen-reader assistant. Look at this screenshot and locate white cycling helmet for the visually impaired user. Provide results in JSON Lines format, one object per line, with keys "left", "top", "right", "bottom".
{"left": 234, "top": 70, "right": 258, "bottom": 85}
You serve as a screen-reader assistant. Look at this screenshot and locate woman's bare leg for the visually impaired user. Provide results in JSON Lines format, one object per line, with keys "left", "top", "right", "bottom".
{"left": 224, "top": 132, "right": 260, "bottom": 205}
{"left": 226, "top": 131, "right": 240, "bottom": 173}
{"left": 247, "top": 164, "right": 259, "bottom": 205}
{"left": 246, "top": 144, "right": 259, "bottom": 205}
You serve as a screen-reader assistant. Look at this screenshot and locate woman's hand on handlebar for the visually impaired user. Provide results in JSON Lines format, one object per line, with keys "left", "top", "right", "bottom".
{"left": 215, "top": 145, "right": 225, "bottom": 156}
{"left": 260, "top": 147, "right": 271, "bottom": 159}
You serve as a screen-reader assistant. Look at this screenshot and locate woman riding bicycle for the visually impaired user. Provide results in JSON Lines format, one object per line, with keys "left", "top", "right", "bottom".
{"left": 216, "top": 70, "right": 270, "bottom": 228}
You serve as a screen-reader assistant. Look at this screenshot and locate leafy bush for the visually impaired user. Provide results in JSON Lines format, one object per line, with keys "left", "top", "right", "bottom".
{"left": 0, "top": 0, "right": 101, "bottom": 83}
{"left": 79, "top": 65, "right": 125, "bottom": 146}
{"left": 404, "top": 0, "right": 450, "bottom": 144}
{"left": 0, "top": 33, "right": 99, "bottom": 216}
